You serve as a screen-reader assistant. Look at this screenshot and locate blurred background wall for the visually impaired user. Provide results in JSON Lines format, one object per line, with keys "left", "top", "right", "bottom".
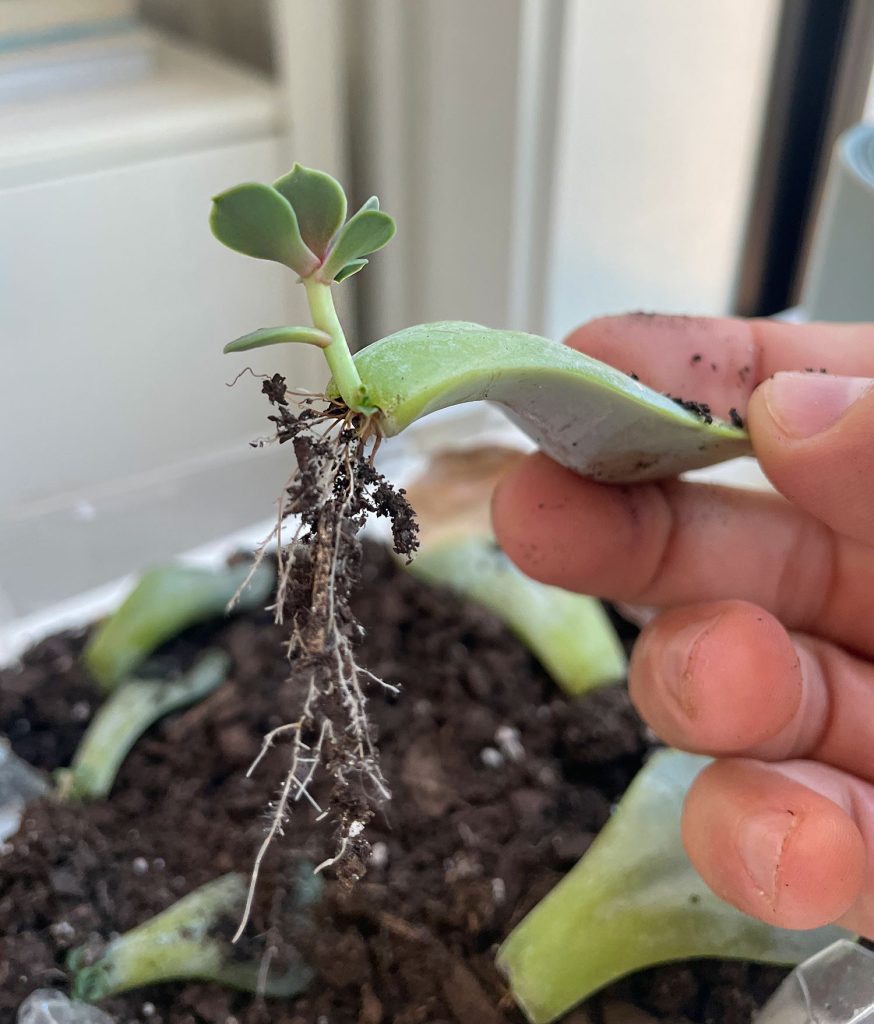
{"left": 1, "top": 0, "right": 872, "bottom": 622}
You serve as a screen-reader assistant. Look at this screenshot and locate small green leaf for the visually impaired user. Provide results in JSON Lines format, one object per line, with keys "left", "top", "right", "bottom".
{"left": 359, "top": 195, "right": 380, "bottom": 212}
{"left": 210, "top": 183, "right": 318, "bottom": 276}
{"left": 499, "top": 749, "right": 848, "bottom": 1023}
{"left": 320, "top": 208, "right": 396, "bottom": 281}
{"left": 409, "top": 535, "right": 626, "bottom": 695}
{"left": 273, "top": 164, "right": 348, "bottom": 259}
{"left": 84, "top": 561, "right": 275, "bottom": 692}
{"left": 333, "top": 258, "right": 368, "bottom": 283}
{"left": 223, "top": 326, "right": 331, "bottom": 353}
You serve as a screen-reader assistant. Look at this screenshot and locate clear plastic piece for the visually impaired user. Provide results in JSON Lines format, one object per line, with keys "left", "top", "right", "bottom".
{"left": 17, "top": 989, "right": 114, "bottom": 1024}
{"left": 756, "top": 940, "right": 874, "bottom": 1024}
{"left": 0, "top": 739, "right": 48, "bottom": 843}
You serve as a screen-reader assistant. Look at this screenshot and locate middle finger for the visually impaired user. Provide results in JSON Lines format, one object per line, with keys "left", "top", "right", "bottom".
{"left": 492, "top": 453, "right": 874, "bottom": 657}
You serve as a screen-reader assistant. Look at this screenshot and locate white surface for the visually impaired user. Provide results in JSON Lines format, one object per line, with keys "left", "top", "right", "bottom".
{"left": 0, "top": 136, "right": 321, "bottom": 511}
{"left": 348, "top": 0, "right": 525, "bottom": 340}
{"left": 0, "top": 0, "right": 134, "bottom": 36}
{"left": 0, "top": 28, "right": 328, "bottom": 620}
{"left": 0, "top": 29, "right": 279, "bottom": 187}
{"left": 0, "top": 28, "right": 154, "bottom": 102}
{"left": 545, "top": 0, "right": 781, "bottom": 338}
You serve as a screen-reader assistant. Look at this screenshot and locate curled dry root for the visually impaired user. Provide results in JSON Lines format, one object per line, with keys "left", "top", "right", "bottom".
{"left": 233, "top": 374, "right": 418, "bottom": 940}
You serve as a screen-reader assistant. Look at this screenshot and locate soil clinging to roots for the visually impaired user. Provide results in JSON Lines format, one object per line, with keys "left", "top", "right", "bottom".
{"left": 235, "top": 374, "right": 418, "bottom": 936}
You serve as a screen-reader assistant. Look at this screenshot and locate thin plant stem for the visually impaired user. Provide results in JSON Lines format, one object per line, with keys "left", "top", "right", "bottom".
{"left": 303, "top": 278, "right": 375, "bottom": 415}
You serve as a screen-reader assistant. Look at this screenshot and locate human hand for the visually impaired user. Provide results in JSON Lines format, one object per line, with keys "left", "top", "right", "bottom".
{"left": 492, "top": 313, "right": 874, "bottom": 935}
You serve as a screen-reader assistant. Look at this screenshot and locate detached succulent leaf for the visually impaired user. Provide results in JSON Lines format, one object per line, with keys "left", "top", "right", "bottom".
{"left": 223, "top": 325, "right": 331, "bottom": 353}
{"left": 498, "top": 750, "right": 848, "bottom": 1023}
{"left": 57, "top": 650, "right": 230, "bottom": 801}
{"left": 84, "top": 561, "right": 275, "bottom": 692}
{"left": 409, "top": 535, "right": 626, "bottom": 694}
{"left": 333, "top": 258, "right": 368, "bottom": 283}
{"left": 320, "top": 208, "right": 396, "bottom": 282}
{"left": 335, "top": 322, "right": 752, "bottom": 482}
{"left": 210, "top": 183, "right": 318, "bottom": 276}
{"left": 70, "top": 872, "right": 315, "bottom": 1001}
{"left": 273, "top": 164, "right": 347, "bottom": 259}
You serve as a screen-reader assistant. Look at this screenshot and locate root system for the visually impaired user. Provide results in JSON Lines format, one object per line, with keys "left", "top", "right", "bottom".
{"left": 232, "top": 374, "right": 418, "bottom": 937}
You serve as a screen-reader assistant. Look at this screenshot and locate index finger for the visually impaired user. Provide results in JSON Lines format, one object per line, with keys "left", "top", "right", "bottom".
{"left": 568, "top": 315, "right": 874, "bottom": 420}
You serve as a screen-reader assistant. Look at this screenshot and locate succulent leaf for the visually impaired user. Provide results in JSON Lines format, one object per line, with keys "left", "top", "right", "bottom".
{"left": 333, "top": 258, "right": 369, "bottom": 283}
{"left": 273, "top": 164, "right": 348, "bottom": 259}
{"left": 499, "top": 750, "right": 849, "bottom": 1023}
{"left": 409, "top": 535, "right": 626, "bottom": 694}
{"left": 335, "top": 322, "right": 752, "bottom": 482}
{"left": 223, "top": 326, "right": 331, "bottom": 353}
{"left": 84, "top": 561, "right": 275, "bottom": 692}
{"left": 69, "top": 873, "right": 315, "bottom": 1001}
{"left": 58, "top": 650, "right": 230, "bottom": 801}
{"left": 320, "top": 209, "right": 396, "bottom": 282}
{"left": 210, "top": 183, "right": 318, "bottom": 276}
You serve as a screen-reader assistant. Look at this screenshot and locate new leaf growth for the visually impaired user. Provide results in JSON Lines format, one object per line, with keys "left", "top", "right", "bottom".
{"left": 211, "top": 164, "right": 396, "bottom": 414}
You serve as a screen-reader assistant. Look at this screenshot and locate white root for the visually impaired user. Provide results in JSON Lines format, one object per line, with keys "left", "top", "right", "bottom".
{"left": 233, "top": 410, "right": 400, "bottom": 941}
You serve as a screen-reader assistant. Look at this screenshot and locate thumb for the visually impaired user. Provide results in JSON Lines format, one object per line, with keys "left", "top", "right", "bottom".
{"left": 748, "top": 372, "right": 874, "bottom": 546}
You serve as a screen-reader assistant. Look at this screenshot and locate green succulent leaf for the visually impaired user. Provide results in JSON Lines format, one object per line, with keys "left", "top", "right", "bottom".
{"left": 332, "top": 321, "right": 752, "bottom": 482}
{"left": 58, "top": 650, "right": 230, "bottom": 801}
{"left": 498, "top": 749, "right": 849, "bottom": 1023}
{"left": 319, "top": 208, "right": 396, "bottom": 281}
{"left": 70, "top": 873, "right": 315, "bottom": 1001}
{"left": 83, "top": 561, "right": 275, "bottom": 692}
{"left": 210, "top": 183, "right": 318, "bottom": 276}
{"left": 333, "top": 258, "right": 369, "bottom": 283}
{"left": 409, "top": 535, "right": 626, "bottom": 695}
{"left": 223, "top": 326, "right": 331, "bottom": 353}
{"left": 358, "top": 195, "right": 380, "bottom": 212}
{"left": 273, "top": 164, "right": 348, "bottom": 259}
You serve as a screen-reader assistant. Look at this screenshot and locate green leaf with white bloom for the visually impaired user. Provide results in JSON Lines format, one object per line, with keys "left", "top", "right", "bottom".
{"left": 58, "top": 650, "right": 230, "bottom": 801}
{"left": 332, "top": 321, "right": 752, "bottom": 482}
{"left": 498, "top": 749, "right": 848, "bottom": 1023}
{"left": 319, "top": 208, "right": 396, "bottom": 282}
{"left": 273, "top": 164, "right": 347, "bottom": 259}
{"left": 223, "top": 325, "right": 331, "bottom": 353}
{"left": 70, "top": 872, "right": 315, "bottom": 1001}
{"left": 210, "top": 183, "right": 318, "bottom": 276}
{"left": 358, "top": 195, "right": 380, "bottom": 212}
{"left": 84, "top": 561, "right": 275, "bottom": 692}
{"left": 334, "top": 258, "right": 368, "bottom": 283}
{"left": 409, "top": 535, "right": 626, "bottom": 695}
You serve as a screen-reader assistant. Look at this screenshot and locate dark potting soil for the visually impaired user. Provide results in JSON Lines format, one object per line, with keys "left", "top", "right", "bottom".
{"left": 0, "top": 544, "right": 787, "bottom": 1024}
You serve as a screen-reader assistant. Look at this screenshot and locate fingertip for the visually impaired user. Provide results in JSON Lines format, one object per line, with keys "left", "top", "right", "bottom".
{"left": 747, "top": 374, "right": 874, "bottom": 548}
{"left": 565, "top": 314, "right": 757, "bottom": 418}
{"left": 630, "top": 602, "right": 802, "bottom": 753}
{"left": 683, "top": 759, "right": 865, "bottom": 929}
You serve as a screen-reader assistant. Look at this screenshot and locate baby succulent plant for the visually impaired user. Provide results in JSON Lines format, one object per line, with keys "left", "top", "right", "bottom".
{"left": 212, "top": 165, "right": 751, "bottom": 482}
